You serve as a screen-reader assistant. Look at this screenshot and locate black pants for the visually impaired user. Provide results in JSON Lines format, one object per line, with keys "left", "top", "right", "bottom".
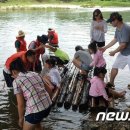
{"left": 94, "top": 41, "right": 105, "bottom": 47}
{"left": 3, "top": 70, "right": 14, "bottom": 87}
{"left": 35, "top": 60, "right": 42, "bottom": 73}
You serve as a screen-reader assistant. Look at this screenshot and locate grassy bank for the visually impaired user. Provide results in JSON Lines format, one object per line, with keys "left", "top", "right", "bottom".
{"left": 1, "top": 0, "right": 130, "bottom": 8}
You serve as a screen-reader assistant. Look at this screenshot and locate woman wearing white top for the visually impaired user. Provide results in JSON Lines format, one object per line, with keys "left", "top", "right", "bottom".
{"left": 90, "top": 9, "right": 107, "bottom": 47}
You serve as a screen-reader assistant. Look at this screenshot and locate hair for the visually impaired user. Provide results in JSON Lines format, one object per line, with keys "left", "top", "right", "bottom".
{"left": 46, "top": 58, "right": 56, "bottom": 67}
{"left": 75, "top": 45, "right": 83, "bottom": 51}
{"left": 25, "top": 50, "right": 35, "bottom": 57}
{"left": 93, "top": 9, "right": 103, "bottom": 21}
{"left": 94, "top": 67, "right": 107, "bottom": 77}
{"left": 37, "top": 35, "right": 48, "bottom": 44}
{"left": 110, "top": 12, "right": 123, "bottom": 22}
{"left": 88, "top": 42, "right": 97, "bottom": 54}
{"left": 10, "top": 57, "right": 26, "bottom": 73}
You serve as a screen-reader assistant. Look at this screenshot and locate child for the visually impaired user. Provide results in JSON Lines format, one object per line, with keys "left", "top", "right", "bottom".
{"left": 88, "top": 42, "right": 106, "bottom": 68}
{"left": 89, "top": 67, "right": 126, "bottom": 107}
{"left": 10, "top": 58, "right": 52, "bottom": 130}
{"left": 43, "top": 58, "right": 61, "bottom": 96}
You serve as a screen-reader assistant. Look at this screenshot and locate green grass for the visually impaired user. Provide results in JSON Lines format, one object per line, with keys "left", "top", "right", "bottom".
{"left": 0, "top": 0, "right": 130, "bottom": 7}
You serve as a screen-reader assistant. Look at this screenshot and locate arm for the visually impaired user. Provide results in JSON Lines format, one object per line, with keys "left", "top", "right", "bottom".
{"left": 103, "top": 38, "right": 117, "bottom": 51}
{"left": 16, "top": 93, "right": 25, "bottom": 128}
{"left": 15, "top": 41, "right": 21, "bottom": 52}
{"left": 109, "top": 43, "right": 127, "bottom": 56}
{"left": 90, "top": 54, "right": 98, "bottom": 67}
{"left": 44, "top": 44, "right": 57, "bottom": 52}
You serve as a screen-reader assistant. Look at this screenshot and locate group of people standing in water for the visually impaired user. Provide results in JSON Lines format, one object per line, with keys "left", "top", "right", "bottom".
{"left": 2, "top": 9, "right": 130, "bottom": 130}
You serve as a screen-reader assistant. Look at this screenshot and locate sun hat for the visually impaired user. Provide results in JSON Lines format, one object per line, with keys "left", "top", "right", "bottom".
{"left": 17, "top": 30, "right": 25, "bottom": 37}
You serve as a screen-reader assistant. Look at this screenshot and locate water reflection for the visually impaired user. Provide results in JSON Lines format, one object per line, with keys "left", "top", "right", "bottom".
{"left": 0, "top": 8, "right": 130, "bottom": 129}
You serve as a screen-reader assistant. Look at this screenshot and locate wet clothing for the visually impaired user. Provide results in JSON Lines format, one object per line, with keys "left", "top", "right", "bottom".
{"left": 15, "top": 37, "right": 27, "bottom": 52}
{"left": 90, "top": 50, "right": 106, "bottom": 68}
{"left": 90, "top": 20, "right": 107, "bottom": 47}
{"left": 89, "top": 76, "right": 108, "bottom": 101}
{"left": 13, "top": 72, "right": 52, "bottom": 116}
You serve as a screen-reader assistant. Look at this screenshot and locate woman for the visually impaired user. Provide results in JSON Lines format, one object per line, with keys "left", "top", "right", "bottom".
{"left": 90, "top": 9, "right": 107, "bottom": 47}
{"left": 10, "top": 58, "right": 52, "bottom": 130}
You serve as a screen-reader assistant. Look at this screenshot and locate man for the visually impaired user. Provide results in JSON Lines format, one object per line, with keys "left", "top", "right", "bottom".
{"left": 73, "top": 45, "right": 92, "bottom": 75}
{"left": 103, "top": 12, "right": 130, "bottom": 86}
{"left": 15, "top": 30, "right": 27, "bottom": 52}
{"left": 48, "top": 28, "right": 59, "bottom": 47}
{"left": 3, "top": 50, "right": 36, "bottom": 87}
{"left": 28, "top": 35, "right": 48, "bottom": 73}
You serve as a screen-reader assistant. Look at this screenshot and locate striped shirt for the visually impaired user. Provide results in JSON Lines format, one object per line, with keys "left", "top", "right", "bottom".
{"left": 13, "top": 72, "right": 52, "bottom": 116}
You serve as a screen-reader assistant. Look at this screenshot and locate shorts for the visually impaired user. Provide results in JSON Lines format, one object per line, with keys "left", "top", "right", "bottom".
{"left": 93, "top": 41, "right": 105, "bottom": 47}
{"left": 112, "top": 53, "right": 130, "bottom": 69}
{"left": 25, "top": 106, "right": 51, "bottom": 124}
{"left": 80, "top": 63, "right": 92, "bottom": 71}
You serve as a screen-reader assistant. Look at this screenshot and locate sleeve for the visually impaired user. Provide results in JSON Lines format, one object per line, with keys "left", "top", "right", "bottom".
{"left": 28, "top": 42, "right": 36, "bottom": 49}
{"left": 13, "top": 80, "right": 22, "bottom": 95}
{"left": 15, "top": 40, "right": 21, "bottom": 49}
{"left": 103, "top": 21, "right": 107, "bottom": 33}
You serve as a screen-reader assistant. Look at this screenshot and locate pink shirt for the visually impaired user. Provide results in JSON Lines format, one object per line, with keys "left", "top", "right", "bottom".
{"left": 89, "top": 76, "right": 108, "bottom": 100}
{"left": 90, "top": 50, "right": 106, "bottom": 67}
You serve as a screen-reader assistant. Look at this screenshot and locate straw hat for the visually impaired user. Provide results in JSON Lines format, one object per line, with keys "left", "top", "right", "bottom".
{"left": 17, "top": 30, "right": 25, "bottom": 37}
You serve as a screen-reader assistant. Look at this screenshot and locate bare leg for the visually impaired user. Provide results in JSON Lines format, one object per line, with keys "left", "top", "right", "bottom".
{"left": 35, "top": 123, "right": 43, "bottom": 130}
{"left": 110, "top": 68, "right": 118, "bottom": 85}
{"left": 23, "top": 121, "right": 35, "bottom": 130}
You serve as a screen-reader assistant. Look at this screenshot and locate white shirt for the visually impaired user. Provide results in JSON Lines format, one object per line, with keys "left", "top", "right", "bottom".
{"left": 90, "top": 20, "right": 107, "bottom": 42}
{"left": 48, "top": 67, "right": 61, "bottom": 87}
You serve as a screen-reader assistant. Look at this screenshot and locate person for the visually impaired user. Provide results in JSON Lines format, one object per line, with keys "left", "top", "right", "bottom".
{"left": 42, "top": 58, "right": 61, "bottom": 96}
{"left": 73, "top": 45, "right": 92, "bottom": 75}
{"left": 48, "top": 28, "right": 59, "bottom": 47}
{"left": 28, "top": 35, "right": 48, "bottom": 73}
{"left": 15, "top": 30, "right": 27, "bottom": 52}
{"left": 102, "top": 12, "right": 130, "bottom": 87}
{"left": 10, "top": 58, "right": 52, "bottom": 130}
{"left": 42, "top": 44, "right": 69, "bottom": 67}
{"left": 89, "top": 67, "right": 126, "bottom": 107}
{"left": 3, "top": 50, "right": 36, "bottom": 87}
{"left": 88, "top": 42, "right": 106, "bottom": 68}
{"left": 90, "top": 9, "right": 107, "bottom": 47}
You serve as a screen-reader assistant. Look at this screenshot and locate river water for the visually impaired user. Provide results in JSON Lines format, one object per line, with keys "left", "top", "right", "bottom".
{"left": 0, "top": 8, "right": 130, "bottom": 130}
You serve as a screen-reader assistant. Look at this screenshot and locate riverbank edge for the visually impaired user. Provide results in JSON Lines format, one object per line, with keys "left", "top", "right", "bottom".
{"left": 1, "top": 2, "right": 130, "bottom": 10}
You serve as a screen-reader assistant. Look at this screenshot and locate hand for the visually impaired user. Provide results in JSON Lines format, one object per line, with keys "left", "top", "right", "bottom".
{"left": 108, "top": 97, "right": 112, "bottom": 102}
{"left": 99, "top": 47, "right": 106, "bottom": 52}
{"left": 95, "top": 26, "right": 103, "bottom": 31}
{"left": 18, "top": 117, "right": 24, "bottom": 128}
{"left": 109, "top": 51, "right": 116, "bottom": 56}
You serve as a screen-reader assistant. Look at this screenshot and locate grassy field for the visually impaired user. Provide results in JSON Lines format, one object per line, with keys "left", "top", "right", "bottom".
{"left": 0, "top": 0, "right": 130, "bottom": 7}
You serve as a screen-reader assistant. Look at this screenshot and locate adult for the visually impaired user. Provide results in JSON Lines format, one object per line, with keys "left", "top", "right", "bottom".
{"left": 10, "top": 58, "right": 52, "bottom": 130}
{"left": 3, "top": 50, "right": 36, "bottom": 87}
{"left": 15, "top": 30, "right": 27, "bottom": 52}
{"left": 73, "top": 45, "right": 92, "bottom": 75}
{"left": 90, "top": 9, "right": 107, "bottom": 47}
{"left": 42, "top": 44, "right": 69, "bottom": 66}
{"left": 48, "top": 28, "right": 59, "bottom": 47}
{"left": 103, "top": 12, "right": 130, "bottom": 86}
{"left": 28, "top": 35, "right": 48, "bottom": 73}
